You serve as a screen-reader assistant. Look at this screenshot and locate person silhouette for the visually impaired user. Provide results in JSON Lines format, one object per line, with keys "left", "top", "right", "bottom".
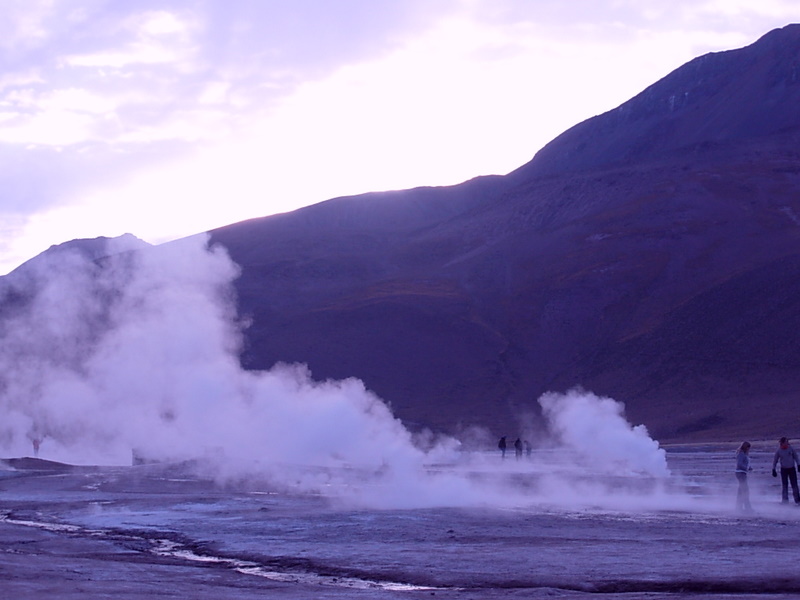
{"left": 514, "top": 438, "right": 523, "bottom": 459}
{"left": 735, "top": 441, "right": 753, "bottom": 513}
{"left": 771, "top": 437, "right": 800, "bottom": 504}
{"left": 498, "top": 436, "right": 507, "bottom": 459}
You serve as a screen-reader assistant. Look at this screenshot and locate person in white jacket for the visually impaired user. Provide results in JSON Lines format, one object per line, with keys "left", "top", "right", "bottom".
{"left": 735, "top": 441, "right": 753, "bottom": 512}
{"left": 771, "top": 437, "right": 800, "bottom": 504}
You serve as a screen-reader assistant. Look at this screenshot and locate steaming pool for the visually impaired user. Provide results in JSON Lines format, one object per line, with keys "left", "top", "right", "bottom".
{"left": 1, "top": 445, "right": 799, "bottom": 599}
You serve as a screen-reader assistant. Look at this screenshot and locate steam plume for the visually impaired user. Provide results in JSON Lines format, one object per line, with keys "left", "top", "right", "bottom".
{"left": 0, "top": 237, "right": 723, "bottom": 513}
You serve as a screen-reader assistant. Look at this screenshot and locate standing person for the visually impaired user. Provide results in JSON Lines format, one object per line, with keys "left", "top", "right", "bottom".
{"left": 498, "top": 436, "right": 507, "bottom": 459}
{"left": 735, "top": 442, "right": 753, "bottom": 513}
{"left": 514, "top": 438, "right": 523, "bottom": 460}
{"left": 771, "top": 437, "right": 800, "bottom": 504}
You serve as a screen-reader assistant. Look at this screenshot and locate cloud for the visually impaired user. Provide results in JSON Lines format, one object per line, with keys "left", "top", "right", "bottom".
{"left": 63, "top": 9, "right": 197, "bottom": 69}
{"left": 0, "top": 1, "right": 797, "bottom": 277}
{"left": 0, "top": 0, "right": 57, "bottom": 53}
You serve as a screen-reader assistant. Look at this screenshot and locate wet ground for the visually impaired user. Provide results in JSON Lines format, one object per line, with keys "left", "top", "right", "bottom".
{"left": 1, "top": 446, "right": 799, "bottom": 599}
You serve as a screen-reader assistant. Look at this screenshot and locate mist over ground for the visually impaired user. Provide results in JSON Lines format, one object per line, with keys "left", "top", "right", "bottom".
{"left": 0, "top": 238, "right": 744, "bottom": 514}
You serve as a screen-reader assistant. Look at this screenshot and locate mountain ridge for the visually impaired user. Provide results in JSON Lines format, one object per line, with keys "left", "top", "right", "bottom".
{"left": 513, "top": 24, "right": 800, "bottom": 178}
{"left": 4, "top": 25, "right": 800, "bottom": 443}
{"left": 210, "top": 24, "right": 800, "bottom": 441}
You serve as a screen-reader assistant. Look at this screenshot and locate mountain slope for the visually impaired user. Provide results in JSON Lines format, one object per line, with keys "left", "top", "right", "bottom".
{"left": 208, "top": 24, "right": 800, "bottom": 442}
{"left": 512, "top": 23, "right": 800, "bottom": 178}
{"left": 4, "top": 26, "right": 799, "bottom": 444}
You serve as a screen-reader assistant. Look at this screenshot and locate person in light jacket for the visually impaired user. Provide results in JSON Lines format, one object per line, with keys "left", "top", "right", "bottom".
{"left": 771, "top": 437, "right": 800, "bottom": 504}
{"left": 735, "top": 441, "right": 753, "bottom": 512}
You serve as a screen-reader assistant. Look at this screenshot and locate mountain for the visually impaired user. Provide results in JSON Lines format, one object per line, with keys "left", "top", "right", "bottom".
{"left": 5, "top": 234, "right": 149, "bottom": 279}
{"left": 514, "top": 23, "right": 800, "bottom": 178}
{"left": 4, "top": 25, "right": 800, "bottom": 443}
{"left": 208, "top": 24, "right": 800, "bottom": 442}
{"left": 0, "top": 233, "right": 150, "bottom": 313}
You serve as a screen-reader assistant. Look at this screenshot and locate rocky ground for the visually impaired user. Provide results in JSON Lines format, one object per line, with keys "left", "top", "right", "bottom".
{"left": 2, "top": 446, "right": 799, "bottom": 599}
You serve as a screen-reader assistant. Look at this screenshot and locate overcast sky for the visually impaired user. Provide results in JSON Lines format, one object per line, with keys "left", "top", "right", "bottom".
{"left": 0, "top": 1, "right": 796, "bottom": 274}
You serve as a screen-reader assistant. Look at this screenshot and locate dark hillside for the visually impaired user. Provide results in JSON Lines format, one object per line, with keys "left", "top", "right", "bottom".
{"left": 4, "top": 26, "right": 800, "bottom": 443}
{"left": 511, "top": 24, "right": 800, "bottom": 178}
{"left": 208, "top": 25, "right": 800, "bottom": 441}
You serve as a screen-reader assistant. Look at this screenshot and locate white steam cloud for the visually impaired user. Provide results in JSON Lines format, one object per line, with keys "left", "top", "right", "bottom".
{"left": 539, "top": 389, "right": 669, "bottom": 478}
{"left": 0, "top": 238, "right": 726, "bottom": 514}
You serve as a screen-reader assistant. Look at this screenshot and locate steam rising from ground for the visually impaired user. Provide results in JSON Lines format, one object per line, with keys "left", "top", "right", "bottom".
{"left": 0, "top": 237, "right": 722, "bottom": 513}
{"left": 539, "top": 389, "right": 669, "bottom": 478}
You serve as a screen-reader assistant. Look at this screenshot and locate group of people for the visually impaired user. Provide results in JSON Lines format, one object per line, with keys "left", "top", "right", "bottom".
{"left": 498, "top": 436, "right": 532, "bottom": 459}
{"left": 735, "top": 436, "right": 800, "bottom": 512}
{"left": 495, "top": 433, "right": 798, "bottom": 512}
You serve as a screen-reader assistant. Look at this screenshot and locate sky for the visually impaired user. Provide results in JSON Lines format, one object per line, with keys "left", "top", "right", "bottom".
{"left": 0, "top": 1, "right": 797, "bottom": 275}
